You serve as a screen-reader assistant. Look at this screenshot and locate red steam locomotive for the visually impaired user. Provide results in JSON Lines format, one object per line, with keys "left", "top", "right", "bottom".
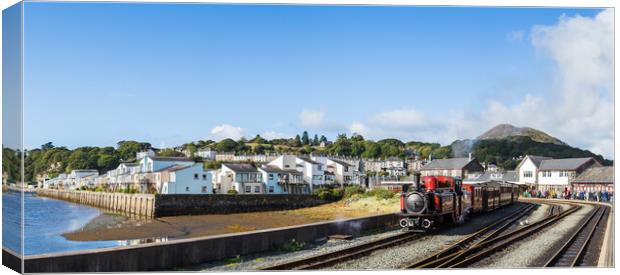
{"left": 399, "top": 174, "right": 518, "bottom": 231}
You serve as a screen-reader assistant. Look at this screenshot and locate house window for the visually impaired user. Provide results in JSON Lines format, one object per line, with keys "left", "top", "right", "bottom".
{"left": 269, "top": 186, "right": 274, "bottom": 193}
{"left": 318, "top": 165, "right": 323, "bottom": 171}
{"left": 202, "top": 174, "right": 207, "bottom": 180}
{"left": 202, "top": 186, "right": 208, "bottom": 193}
{"left": 269, "top": 174, "right": 274, "bottom": 180}
{"left": 254, "top": 186, "right": 260, "bottom": 193}
{"left": 245, "top": 186, "right": 251, "bottom": 193}
{"left": 185, "top": 186, "right": 190, "bottom": 192}
{"left": 194, "top": 173, "right": 199, "bottom": 179}
{"left": 523, "top": 171, "right": 532, "bottom": 178}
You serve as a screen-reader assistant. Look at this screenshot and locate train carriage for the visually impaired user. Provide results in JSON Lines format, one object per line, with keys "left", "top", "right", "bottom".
{"left": 399, "top": 174, "right": 518, "bottom": 231}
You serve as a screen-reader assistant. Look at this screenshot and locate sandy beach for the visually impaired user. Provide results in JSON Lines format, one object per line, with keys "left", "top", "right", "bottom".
{"left": 62, "top": 196, "right": 400, "bottom": 242}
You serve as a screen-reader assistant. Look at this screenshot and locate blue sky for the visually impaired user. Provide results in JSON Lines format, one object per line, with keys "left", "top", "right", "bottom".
{"left": 19, "top": 3, "right": 613, "bottom": 158}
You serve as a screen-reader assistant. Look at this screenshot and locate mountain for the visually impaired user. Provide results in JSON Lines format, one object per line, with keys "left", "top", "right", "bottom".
{"left": 477, "top": 124, "right": 566, "bottom": 145}
{"left": 449, "top": 124, "right": 612, "bottom": 169}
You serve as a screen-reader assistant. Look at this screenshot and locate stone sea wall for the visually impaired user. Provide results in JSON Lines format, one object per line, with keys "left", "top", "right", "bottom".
{"left": 35, "top": 189, "right": 337, "bottom": 218}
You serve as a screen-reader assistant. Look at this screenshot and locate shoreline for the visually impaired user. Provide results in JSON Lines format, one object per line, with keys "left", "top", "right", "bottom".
{"left": 62, "top": 196, "right": 400, "bottom": 242}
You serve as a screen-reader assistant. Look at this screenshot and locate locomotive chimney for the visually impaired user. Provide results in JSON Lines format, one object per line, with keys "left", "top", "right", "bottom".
{"left": 413, "top": 172, "right": 421, "bottom": 191}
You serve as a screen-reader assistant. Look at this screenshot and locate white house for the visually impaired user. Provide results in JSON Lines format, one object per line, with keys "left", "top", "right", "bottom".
{"left": 268, "top": 155, "right": 325, "bottom": 189}
{"left": 138, "top": 156, "right": 195, "bottom": 173}
{"left": 62, "top": 170, "right": 99, "bottom": 190}
{"left": 537, "top": 157, "right": 601, "bottom": 193}
{"left": 195, "top": 148, "right": 217, "bottom": 160}
{"left": 158, "top": 163, "right": 213, "bottom": 194}
{"left": 257, "top": 165, "right": 308, "bottom": 194}
{"left": 318, "top": 157, "right": 361, "bottom": 186}
{"left": 215, "top": 163, "right": 264, "bottom": 194}
{"left": 515, "top": 155, "right": 551, "bottom": 187}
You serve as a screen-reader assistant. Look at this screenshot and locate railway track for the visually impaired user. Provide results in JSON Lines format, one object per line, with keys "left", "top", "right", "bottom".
{"left": 404, "top": 202, "right": 581, "bottom": 268}
{"left": 262, "top": 203, "right": 533, "bottom": 270}
{"left": 261, "top": 231, "right": 422, "bottom": 270}
{"left": 402, "top": 203, "right": 535, "bottom": 268}
{"left": 544, "top": 205, "right": 608, "bottom": 267}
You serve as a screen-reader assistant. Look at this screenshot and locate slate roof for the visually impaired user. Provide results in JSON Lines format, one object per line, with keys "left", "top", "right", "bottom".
{"left": 538, "top": 158, "right": 594, "bottom": 171}
{"left": 223, "top": 163, "right": 259, "bottom": 173}
{"left": 466, "top": 171, "right": 517, "bottom": 183}
{"left": 150, "top": 156, "right": 194, "bottom": 162}
{"left": 572, "top": 166, "right": 614, "bottom": 184}
{"left": 153, "top": 164, "right": 192, "bottom": 172}
{"left": 298, "top": 157, "right": 320, "bottom": 165}
{"left": 421, "top": 158, "right": 473, "bottom": 170}
{"left": 329, "top": 158, "right": 353, "bottom": 167}
{"left": 525, "top": 155, "right": 552, "bottom": 167}
{"left": 504, "top": 171, "right": 517, "bottom": 182}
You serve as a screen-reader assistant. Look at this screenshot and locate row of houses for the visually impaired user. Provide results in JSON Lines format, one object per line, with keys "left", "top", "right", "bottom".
{"left": 179, "top": 147, "right": 427, "bottom": 176}
{"left": 42, "top": 150, "right": 366, "bottom": 195}
{"left": 411, "top": 154, "right": 613, "bottom": 194}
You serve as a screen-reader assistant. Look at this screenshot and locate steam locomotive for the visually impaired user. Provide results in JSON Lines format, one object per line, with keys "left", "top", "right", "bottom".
{"left": 399, "top": 174, "right": 518, "bottom": 231}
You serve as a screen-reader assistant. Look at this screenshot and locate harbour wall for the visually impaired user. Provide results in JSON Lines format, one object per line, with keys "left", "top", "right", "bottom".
{"left": 35, "top": 190, "right": 338, "bottom": 218}
{"left": 154, "top": 194, "right": 335, "bottom": 216}
{"left": 36, "top": 189, "right": 156, "bottom": 218}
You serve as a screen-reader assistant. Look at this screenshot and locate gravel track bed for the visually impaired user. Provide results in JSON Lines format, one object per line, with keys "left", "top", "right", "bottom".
{"left": 187, "top": 201, "right": 551, "bottom": 271}
{"left": 327, "top": 203, "right": 532, "bottom": 270}
{"left": 191, "top": 228, "right": 405, "bottom": 271}
{"left": 470, "top": 203, "right": 593, "bottom": 268}
{"left": 526, "top": 203, "right": 550, "bottom": 222}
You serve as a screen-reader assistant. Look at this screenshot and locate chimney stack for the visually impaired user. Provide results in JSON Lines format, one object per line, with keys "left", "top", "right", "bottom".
{"left": 468, "top": 153, "right": 472, "bottom": 161}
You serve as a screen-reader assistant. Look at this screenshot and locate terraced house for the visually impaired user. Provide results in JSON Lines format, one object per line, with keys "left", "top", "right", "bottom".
{"left": 536, "top": 157, "right": 601, "bottom": 193}
{"left": 215, "top": 163, "right": 264, "bottom": 194}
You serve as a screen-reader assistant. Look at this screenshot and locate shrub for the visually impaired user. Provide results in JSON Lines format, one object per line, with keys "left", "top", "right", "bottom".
{"left": 227, "top": 189, "right": 238, "bottom": 195}
{"left": 313, "top": 187, "right": 332, "bottom": 200}
{"left": 331, "top": 188, "right": 344, "bottom": 198}
{"left": 280, "top": 238, "right": 305, "bottom": 252}
{"left": 367, "top": 189, "right": 396, "bottom": 200}
{"left": 344, "top": 185, "right": 365, "bottom": 198}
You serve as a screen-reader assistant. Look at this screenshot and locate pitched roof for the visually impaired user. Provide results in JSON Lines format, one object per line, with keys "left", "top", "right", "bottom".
{"left": 223, "top": 163, "right": 258, "bottom": 173}
{"left": 504, "top": 171, "right": 517, "bottom": 182}
{"left": 298, "top": 157, "right": 320, "bottom": 165}
{"left": 328, "top": 158, "right": 353, "bottom": 167}
{"left": 386, "top": 157, "right": 403, "bottom": 162}
{"left": 72, "top": 169, "right": 98, "bottom": 173}
{"left": 150, "top": 156, "right": 194, "bottom": 162}
{"left": 259, "top": 165, "right": 302, "bottom": 175}
{"left": 421, "top": 158, "right": 473, "bottom": 170}
{"left": 525, "top": 155, "right": 552, "bottom": 167}
{"left": 539, "top": 157, "right": 594, "bottom": 171}
{"left": 572, "top": 166, "right": 613, "bottom": 184}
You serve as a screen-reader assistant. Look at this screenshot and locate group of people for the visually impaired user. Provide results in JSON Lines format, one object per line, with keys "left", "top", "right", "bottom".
{"left": 521, "top": 188, "right": 613, "bottom": 203}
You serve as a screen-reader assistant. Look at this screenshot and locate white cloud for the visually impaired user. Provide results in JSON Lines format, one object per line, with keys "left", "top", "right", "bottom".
{"left": 344, "top": 10, "right": 613, "bottom": 159}
{"left": 210, "top": 124, "right": 244, "bottom": 141}
{"left": 349, "top": 121, "right": 369, "bottom": 136}
{"left": 480, "top": 9, "right": 613, "bottom": 158}
{"left": 299, "top": 109, "right": 325, "bottom": 128}
{"left": 507, "top": 30, "right": 525, "bottom": 41}
{"left": 260, "top": 131, "right": 288, "bottom": 140}
{"left": 369, "top": 109, "right": 428, "bottom": 128}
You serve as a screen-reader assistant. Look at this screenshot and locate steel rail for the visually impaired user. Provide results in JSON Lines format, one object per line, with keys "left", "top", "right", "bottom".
{"left": 544, "top": 205, "right": 607, "bottom": 267}
{"left": 446, "top": 203, "right": 581, "bottom": 268}
{"left": 404, "top": 203, "right": 534, "bottom": 268}
{"left": 261, "top": 231, "right": 421, "bottom": 270}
